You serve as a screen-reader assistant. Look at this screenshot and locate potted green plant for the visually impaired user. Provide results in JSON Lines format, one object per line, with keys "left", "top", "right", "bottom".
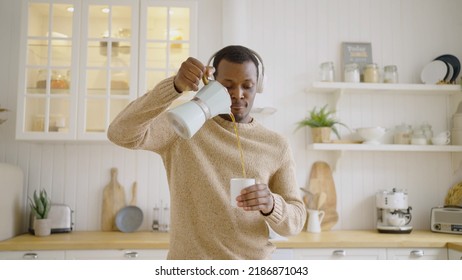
{"left": 296, "top": 105, "right": 347, "bottom": 143}
{"left": 29, "top": 189, "right": 52, "bottom": 236}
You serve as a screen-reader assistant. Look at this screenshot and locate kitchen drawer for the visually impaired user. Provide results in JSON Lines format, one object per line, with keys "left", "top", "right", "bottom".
{"left": 386, "top": 248, "right": 447, "bottom": 260}
{"left": 271, "top": 249, "right": 294, "bottom": 260}
{"left": 448, "top": 249, "right": 462, "bottom": 260}
{"left": 65, "top": 249, "right": 168, "bottom": 260}
{"left": 292, "top": 248, "right": 387, "bottom": 260}
{"left": 0, "top": 250, "right": 65, "bottom": 260}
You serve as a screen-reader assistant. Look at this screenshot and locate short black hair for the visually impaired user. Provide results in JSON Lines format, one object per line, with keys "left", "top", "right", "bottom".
{"left": 212, "top": 45, "right": 260, "bottom": 79}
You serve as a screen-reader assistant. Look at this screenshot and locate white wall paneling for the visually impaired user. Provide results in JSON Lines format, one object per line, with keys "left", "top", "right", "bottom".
{"left": 1, "top": 0, "right": 462, "bottom": 233}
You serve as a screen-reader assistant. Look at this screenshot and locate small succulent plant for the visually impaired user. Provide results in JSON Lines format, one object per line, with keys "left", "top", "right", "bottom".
{"left": 29, "top": 189, "right": 51, "bottom": 219}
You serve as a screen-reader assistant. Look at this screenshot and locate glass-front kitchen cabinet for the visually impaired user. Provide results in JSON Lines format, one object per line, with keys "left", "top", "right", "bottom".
{"left": 16, "top": 0, "right": 197, "bottom": 140}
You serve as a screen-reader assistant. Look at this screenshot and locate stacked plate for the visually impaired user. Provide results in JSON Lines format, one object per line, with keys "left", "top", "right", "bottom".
{"left": 421, "top": 54, "right": 460, "bottom": 84}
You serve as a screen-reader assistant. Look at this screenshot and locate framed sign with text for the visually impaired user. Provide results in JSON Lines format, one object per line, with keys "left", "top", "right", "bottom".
{"left": 342, "top": 42, "right": 373, "bottom": 77}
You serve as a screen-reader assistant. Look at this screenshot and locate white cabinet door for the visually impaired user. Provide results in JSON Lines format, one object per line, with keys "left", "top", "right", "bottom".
{"left": 293, "top": 248, "right": 387, "bottom": 260}
{"left": 65, "top": 249, "right": 168, "bottom": 259}
{"left": 0, "top": 250, "right": 65, "bottom": 260}
{"left": 387, "top": 248, "right": 447, "bottom": 260}
{"left": 16, "top": 0, "right": 81, "bottom": 140}
{"left": 448, "top": 248, "right": 462, "bottom": 260}
{"left": 16, "top": 0, "right": 197, "bottom": 141}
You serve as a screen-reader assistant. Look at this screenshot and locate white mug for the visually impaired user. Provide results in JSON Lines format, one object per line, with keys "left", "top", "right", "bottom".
{"left": 230, "top": 178, "right": 256, "bottom": 207}
{"left": 307, "top": 209, "right": 325, "bottom": 233}
{"left": 167, "top": 81, "right": 231, "bottom": 139}
{"left": 436, "top": 131, "right": 451, "bottom": 138}
{"left": 431, "top": 137, "right": 450, "bottom": 145}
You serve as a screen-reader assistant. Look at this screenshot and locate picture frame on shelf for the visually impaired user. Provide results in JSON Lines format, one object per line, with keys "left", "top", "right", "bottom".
{"left": 342, "top": 42, "right": 373, "bottom": 81}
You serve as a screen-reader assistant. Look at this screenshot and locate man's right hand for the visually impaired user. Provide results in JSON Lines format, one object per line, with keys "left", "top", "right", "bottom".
{"left": 173, "top": 57, "right": 204, "bottom": 93}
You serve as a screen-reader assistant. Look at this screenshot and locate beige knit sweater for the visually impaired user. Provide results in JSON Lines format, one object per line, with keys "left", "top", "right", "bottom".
{"left": 107, "top": 76, "right": 306, "bottom": 259}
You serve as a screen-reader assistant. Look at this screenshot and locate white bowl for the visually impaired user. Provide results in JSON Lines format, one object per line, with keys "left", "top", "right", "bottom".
{"left": 357, "top": 127, "right": 387, "bottom": 144}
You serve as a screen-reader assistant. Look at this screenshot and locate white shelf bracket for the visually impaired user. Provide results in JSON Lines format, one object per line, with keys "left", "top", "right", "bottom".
{"left": 328, "top": 89, "right": 343, "bottom": 111}
{"left": 331, "top": 150, "right": 344, "bottom": 172}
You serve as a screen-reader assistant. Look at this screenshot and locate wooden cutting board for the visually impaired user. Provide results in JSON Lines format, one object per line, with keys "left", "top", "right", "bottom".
{"left": 101, "top": 168, "right": 126, "bottom": 231}
{"left": 308, "top": 161, "right": 338, "bottom": 231}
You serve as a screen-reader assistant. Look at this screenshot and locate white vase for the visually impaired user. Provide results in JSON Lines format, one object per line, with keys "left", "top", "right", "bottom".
{"left": 34, "top": 219, "right": 51, "bottom": 237}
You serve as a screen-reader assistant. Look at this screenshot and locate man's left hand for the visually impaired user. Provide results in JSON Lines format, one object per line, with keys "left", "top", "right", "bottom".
{"left": 237, "top": 183, "right": 274, "bottom": 214}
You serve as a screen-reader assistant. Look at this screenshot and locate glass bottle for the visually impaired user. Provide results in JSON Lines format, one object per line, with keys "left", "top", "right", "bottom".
{"left": 344, "top": 63, "right": 360, "bottom": 83}
{"left": 319, "top": 61, "right": 335, "bottom": 82}
{"left": 159, "top": 204, "right": 170, "bottom": 232}
{"left": 151, "top": 206, "right": 159, "bottom": 231}
{"left": 363, "top": 63, "right": 379, "bottom": 83}
{"left": 383, "top": 65, "right": 399, "bottom": 83}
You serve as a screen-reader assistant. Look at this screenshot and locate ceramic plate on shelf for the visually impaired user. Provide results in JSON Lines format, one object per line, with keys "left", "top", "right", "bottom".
{"left": 115, "top": 206, "right": 143, "bottom": 233}
{"left": 420, "top": 60, "right": 448, "bottom": 84}
{"left": 434, "top": 54, "right": 460, "bottom": 83}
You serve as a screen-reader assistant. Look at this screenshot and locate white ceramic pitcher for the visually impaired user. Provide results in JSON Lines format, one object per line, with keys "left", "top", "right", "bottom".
{"left": 307, "top": 209, "right": 325, "bottom": 233}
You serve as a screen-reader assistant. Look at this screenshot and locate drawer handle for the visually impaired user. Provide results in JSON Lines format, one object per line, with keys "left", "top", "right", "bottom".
{"left": 332, "top": 250, "right": 346, "bottom": 256}
{"left": 23, "top": 253, "right": 38, "bottom": 260}
{"left": 410, "top": 250, "right": 424, "bottom": 257}
{"left": 124, "top": 251, "right": 139, "bottom": 259}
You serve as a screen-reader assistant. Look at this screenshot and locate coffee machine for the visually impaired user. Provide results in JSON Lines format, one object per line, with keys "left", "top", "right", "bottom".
{"left": 376, "top": 188, "right": 413, "bottom": 233}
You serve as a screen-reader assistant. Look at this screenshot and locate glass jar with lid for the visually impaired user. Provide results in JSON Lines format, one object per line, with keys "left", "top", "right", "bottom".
{"left": 363, "top": 63, "right": 379, "bottom": 83}
{"left": 319, "top": 61, "right": 335, "bottom": 82}
{"left": 383, "top": 65, "right": 399, "bottom": 83}
{"left": 394, "top": 123, "right": 412, "bottom": 144}
{"left": 344, "top": 63, "right": 360, "bottom": 83}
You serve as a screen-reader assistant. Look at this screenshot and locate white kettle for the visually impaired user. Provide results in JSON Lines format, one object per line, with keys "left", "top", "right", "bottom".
{"left": 167, "top": 80, "right": 231, "bottom": 139}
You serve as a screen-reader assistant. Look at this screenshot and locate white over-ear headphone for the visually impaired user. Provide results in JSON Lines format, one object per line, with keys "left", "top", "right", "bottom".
{"left": 206, "top": 47, "right": 265, "bottom": 93}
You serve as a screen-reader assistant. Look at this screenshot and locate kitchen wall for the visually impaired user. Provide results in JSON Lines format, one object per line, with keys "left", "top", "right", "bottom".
{"left": 1, "top": 0, "right": 462, "bottom": 233}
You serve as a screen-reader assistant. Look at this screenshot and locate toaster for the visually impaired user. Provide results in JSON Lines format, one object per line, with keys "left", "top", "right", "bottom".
{"left": 29, "top": 204, "right": 74, "bottom": 234}
{"left": 430, "top": 206, "right": 462, "bottom": 234}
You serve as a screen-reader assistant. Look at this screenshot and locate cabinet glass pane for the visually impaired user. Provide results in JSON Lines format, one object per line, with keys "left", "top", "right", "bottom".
{"left": 28, "top": 3, "right": 49, "bottom": 37}
{"left": 170, "top": 43, "right": 189, "bottom": 69}
{"left": 111, "top": 70, "right": 130, "bottom": 94}
{"left": 146, "top": 42, "right": 167, "bottom": 68}
{"left": 110, "top": 99, "right": 130, "bottom": 123}
{"left": 49, "top": 98, "right": 70, "bottom": 132}
{"left": 28, "top": 39, "right": 48, "bottom": 66}
{"left": 24, "top": 97, "right": 46, "bottom": 132}
{"left": 112, "top": 6, "right": 131, "bottom": 39}
{"left": 50, "top": 40, "right": 72, "bottom": 66}
{"left": 52, "top": 4, "right": 74, "bottom": 37}
{"left": 146, "top": 71, "right": 167, "bottom": 90}
{"left": 170, "top": 8, "right": 190, "bottom": 41}
{"left": 87, "top": 70, "right": 107, "bottom": 94}
{"left": 87, "top": 41, "right": 107, "bottom": 67}
{"left": 27, "top": 68, "right": 46, "bottom": 93}
{"left": 86, "top": 99, "right": 106, "bottom": 132}
{"left": 147, "top": 7, "right": 167, "bottom": 40}
{"left": 88, "top": 5, "right": 109, "bottom": 38}
{"left": 50, "top": 69, "right": 71, "bottom": 94}
{"left": 111, "top": 44, "right": 131, "bottom": 67}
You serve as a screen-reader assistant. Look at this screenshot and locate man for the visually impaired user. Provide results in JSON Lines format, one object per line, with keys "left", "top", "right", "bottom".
{"left": 107, "top": 45, "right": 306, "bottom": 259}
